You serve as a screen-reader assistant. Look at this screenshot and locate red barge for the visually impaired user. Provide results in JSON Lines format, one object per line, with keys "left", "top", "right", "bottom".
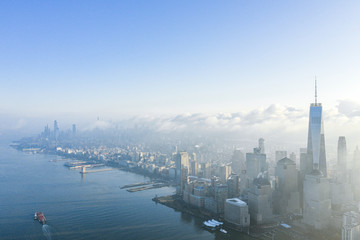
{"left": 34, "top": 212, "right": 46, "bottom": 224}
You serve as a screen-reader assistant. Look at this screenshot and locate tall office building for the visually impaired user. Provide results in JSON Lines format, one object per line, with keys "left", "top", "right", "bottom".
{"left": 72, "top": 124, "right": 77, "bottom": 135}
{"left": 352, "top": 147, "right": 360, "bottom": 201}
{"left": 231, "top": 149, "right": 245, "bottom": 175}
{"left": 302, "top": 80, "right": 331, "bottom": 229}
{"left": 248, "top": 176, "right": 273, "bottom": 224}
{"left": 227, "top": 173, "right": 240, "bottom": 198}
{"left": 274, "top": 157, "right": 300, "bottom": 215}
{"left": 246, "top": 150, "right": 267, "bottom": 182}
{"left": 258, "top": 138, "right": 265, "bottom": 154}
{"left": 53, "top": 120, "right": 60, "bottom": 142}
{"left": 337, "top": 136, "right": 347, "bottom": 181}
{"left": 246, "top": 140, "right": 267, "bottom": 182}
{"left": 175, "top": 152, "right": 189, "bottom": 194}
{"left": 306, "top": 81, "right": 327, "bottom": 176}
{"left": 219, "top": 164, "right": 231, "bottom": 183}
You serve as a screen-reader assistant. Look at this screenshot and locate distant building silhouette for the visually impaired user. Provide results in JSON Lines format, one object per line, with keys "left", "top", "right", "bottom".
{"left": 337, "top": 136, "right": 347, "bottom": 181}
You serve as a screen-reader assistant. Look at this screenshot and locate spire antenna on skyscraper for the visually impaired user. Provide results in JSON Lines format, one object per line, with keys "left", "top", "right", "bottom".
{"left": 315, "top": 76, "right": 317, "bottom": 106}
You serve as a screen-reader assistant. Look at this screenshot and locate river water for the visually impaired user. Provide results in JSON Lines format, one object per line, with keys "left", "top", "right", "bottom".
{"left": 0, "top": 137, "right": 253, "bottom": 240}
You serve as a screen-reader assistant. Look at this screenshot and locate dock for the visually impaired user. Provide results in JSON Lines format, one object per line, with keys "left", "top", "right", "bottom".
{"left": 120, "top": 182, "right": 154, "bottom": 189}
{"left": 49, "top": 159, "right": 69, "bottom": 162}
{"left": 126, "top": 183, "right": 168, "bottom": 192}
{"left": 80, "top": 168, "right": 113, "bottom": 174}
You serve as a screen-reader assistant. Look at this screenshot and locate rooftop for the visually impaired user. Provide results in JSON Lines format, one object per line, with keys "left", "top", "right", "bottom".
{"left": 226, "top": 198, "right": 247, "bottom": 207}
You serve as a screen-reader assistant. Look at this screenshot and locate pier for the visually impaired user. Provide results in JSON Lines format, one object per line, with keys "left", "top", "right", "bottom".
{"left": 125, "top": 183, "right": 168, "bottom": 192}
{"left": 120, "top": 182, "right": 154, "bottom": 189}
{"left": 80, "top": 168, "right": 113, "bottom": 174}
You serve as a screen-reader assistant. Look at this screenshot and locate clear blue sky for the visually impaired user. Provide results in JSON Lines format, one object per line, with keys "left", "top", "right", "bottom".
{"left": 1, "top": 0, "right": 360, "bottom": 118}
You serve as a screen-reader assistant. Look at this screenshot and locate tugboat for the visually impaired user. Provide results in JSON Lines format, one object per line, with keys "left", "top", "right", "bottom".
{"left": 34, "top": 212, "right": 46, "bottom": 224}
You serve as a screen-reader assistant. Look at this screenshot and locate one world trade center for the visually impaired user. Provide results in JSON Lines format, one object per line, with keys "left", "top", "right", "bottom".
{"left": 306, "top": 80, "right": 327, "bottom": 176}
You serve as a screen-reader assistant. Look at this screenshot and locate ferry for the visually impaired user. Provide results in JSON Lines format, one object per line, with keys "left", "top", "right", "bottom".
{"left": 203, "top": 219, "right": 223, "bottom": 230}
{"left": 34, "top": 212, "right": 46, "bottom": 224}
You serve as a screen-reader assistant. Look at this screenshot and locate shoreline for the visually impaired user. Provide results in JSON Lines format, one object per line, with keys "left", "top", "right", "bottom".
{"left": 11, "top": 144, "right": 343, "bottom": 240}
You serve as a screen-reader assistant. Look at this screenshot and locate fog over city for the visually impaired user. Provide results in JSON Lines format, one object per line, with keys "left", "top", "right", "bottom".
{"left": 1, "top": 1, "right": 360, "bottom": 240}
{"left": 3, "top": 100, "right": 360, "bottom": 156}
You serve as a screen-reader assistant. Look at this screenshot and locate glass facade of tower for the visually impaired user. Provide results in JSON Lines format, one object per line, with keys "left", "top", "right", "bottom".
{"left": 306, "top": 103, "right": 327, "bottom": 176}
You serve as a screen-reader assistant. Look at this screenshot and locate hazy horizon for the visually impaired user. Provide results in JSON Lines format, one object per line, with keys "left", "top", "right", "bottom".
{"left": 1, "top": 1, "right": 360, "bottom": 162}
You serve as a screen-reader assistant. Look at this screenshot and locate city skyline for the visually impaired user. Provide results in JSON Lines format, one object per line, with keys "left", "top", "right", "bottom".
{"left": 1, "top": 1, "right": 360, "bottom": 239}
{"left": 1, "top": 1, "right": 360, "bottom": 158}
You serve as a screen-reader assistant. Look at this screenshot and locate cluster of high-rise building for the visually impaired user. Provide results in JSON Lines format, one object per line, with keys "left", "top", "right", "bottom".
{"left": 40, "top": 120, "right": 76, "bottom": 144}
{"left": 175, "top": 83, "right": 360, "bottom": 237}
{"left": 17, "top": 83, "right": 360, "bottom": 238}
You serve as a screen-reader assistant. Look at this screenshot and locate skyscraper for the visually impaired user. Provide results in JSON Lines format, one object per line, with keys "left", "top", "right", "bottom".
{"left": 302, "top": 80, "right": 331, "bottom": 229}
{"left": 175, "top": 152, "right": 189, "bottom": 194}
{"left": 258, "top": 138, "right": 265, "bottom": 154}
{"left": 306, "top": 80, "right": 327, "bottom": 176}
{"left": 337, "top": 136, "right": 347, "bottom": 181}
{"left": 53, "top": 120, "right": 60, "bottom": 142}
{"left": 72, "top": 124, "right": 77, "bottom": 135}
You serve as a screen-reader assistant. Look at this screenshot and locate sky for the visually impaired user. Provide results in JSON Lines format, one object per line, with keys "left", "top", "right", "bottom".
{"left": 1, "top": 1, "right": 360, "bottom": 154}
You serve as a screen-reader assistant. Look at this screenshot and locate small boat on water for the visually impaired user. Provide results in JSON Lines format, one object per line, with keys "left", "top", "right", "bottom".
{"left": 34, "top": 212, "right": 46, "bottom": 224}
{"left": 220, "top": 228, "right": 227, "bottom": 234}
{"left": 203, "top": 219, "right": 223, "bottom": 230}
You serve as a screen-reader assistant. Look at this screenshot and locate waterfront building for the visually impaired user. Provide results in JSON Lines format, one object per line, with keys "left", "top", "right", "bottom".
{"left": 215, "top": 184, "right": 228, "bottom": 214}
{"left": 273, "top": 157, "right": 300, "bottom": 215}
{"left": 224, "top": 198, "right": 250, "bottom": 231}
{"left": 175, "top": 152, "right": 189, "bottom": 194}
{"left": 248, "top": 176, "right": 273, "bottom": 224}
{"left": 204, "top": 196, "right": 218, "bottom": 213}
{"left": 342, "top": 210, "right": 360, "bottom": 240}
{"left": 182, "top": 177, "right": 207, "bottom": 208}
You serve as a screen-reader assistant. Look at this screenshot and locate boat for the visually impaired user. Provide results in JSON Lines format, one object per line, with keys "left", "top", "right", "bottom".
{"left": 203, "top": 219, "right": 223, "bottom": 230}
{"left": 34, "top": 212, "right": 46, "bottom": 224}
{"left": 220, "top": 228, "right": 227, "bottom": 234}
